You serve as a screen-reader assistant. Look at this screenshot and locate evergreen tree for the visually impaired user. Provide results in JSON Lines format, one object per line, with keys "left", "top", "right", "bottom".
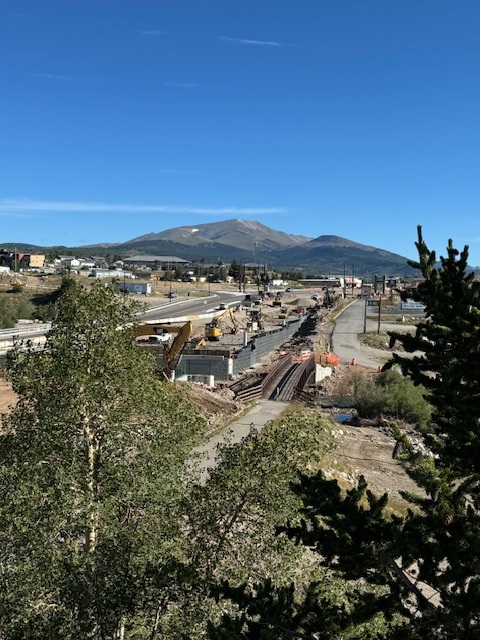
{"left": 386, "top": 226, "right": 480, "bottom": 471}
{"left": 206, "top": 227, "right": 480, "bottom": 639}
{"left": 0, "top": 280, "right": 204, "bottom": 639}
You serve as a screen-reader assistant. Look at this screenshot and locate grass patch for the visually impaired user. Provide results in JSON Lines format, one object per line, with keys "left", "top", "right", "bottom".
{"left": 358, "top": 330, "right": 416, "bottom": 351}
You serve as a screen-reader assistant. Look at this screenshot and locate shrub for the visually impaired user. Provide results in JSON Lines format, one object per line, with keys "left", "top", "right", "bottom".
{"left": 0, "top": 294, "right": 34, "bottom": 329}
{"left": 353, "top": 369, "right": 432, "bottom": 428}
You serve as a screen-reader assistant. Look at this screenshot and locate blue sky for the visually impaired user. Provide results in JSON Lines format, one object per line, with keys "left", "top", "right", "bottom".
{"left": 2, "top": 1, "right": 480, "bottom": 264}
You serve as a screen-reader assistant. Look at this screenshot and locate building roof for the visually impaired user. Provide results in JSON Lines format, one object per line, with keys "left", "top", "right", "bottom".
{"left": 123, "top": 255, "right": 189, "bottom": 263}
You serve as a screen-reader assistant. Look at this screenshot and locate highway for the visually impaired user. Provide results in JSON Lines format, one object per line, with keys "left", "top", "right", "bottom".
{"left": 140, "top": 290, "right": 244, "bottom": 322}
{"left": 0, "top": 289, "right": 245, "bottom": 353}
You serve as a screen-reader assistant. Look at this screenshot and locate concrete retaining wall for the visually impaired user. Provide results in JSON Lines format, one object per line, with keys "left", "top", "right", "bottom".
{"left": 177, "top": 315, "right": 308, "bottom": 382}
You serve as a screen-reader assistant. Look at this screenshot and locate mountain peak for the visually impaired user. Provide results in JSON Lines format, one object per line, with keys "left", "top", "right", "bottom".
{"left": 125, "top": 219, "right": 312, "bottom": 252}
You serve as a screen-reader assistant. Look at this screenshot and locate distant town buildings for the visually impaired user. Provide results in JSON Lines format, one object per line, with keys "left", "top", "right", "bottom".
{"left": 0, "top": 250, "right": 45, "bottom": 270}
{"left": 122, "top": 255, "right": 189, "bottom": 270}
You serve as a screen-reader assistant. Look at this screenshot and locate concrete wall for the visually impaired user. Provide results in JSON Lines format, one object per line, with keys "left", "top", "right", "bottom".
{"left": 180, "top": 352, "right": 233, "bottom": 381}
{"left": 315, "top": 364, "right": 333, "bottom": 382}
{"left": 232, "top": 315, "right": 307, "bottom": 376}
{"left": 178, "top": 315, "right": 308, "bottom": 382}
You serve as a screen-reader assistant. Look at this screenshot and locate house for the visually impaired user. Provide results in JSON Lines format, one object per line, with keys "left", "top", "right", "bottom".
{"left": 78, "top": 258, "right": 96, "bottom": 269}
{"left": 55, "top": 256, "right": 81, "bottom": 269}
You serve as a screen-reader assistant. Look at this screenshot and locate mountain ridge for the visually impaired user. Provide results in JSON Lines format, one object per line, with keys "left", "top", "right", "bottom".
{"left": 1, "top": 220, "right": 419, "bottom": 275}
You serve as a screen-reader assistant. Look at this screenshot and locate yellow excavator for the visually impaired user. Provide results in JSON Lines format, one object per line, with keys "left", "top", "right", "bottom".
{"left": 162, "top": 321, "right": 193, "bottom": 380}
{"left": 135, "top": 323, "right": 184, "bottom": 339}
{"left": 205, "top": 307, "right": 238, "bottom": 341}
{"left": 134, "top": 321, "right": 193, "bottom": 380}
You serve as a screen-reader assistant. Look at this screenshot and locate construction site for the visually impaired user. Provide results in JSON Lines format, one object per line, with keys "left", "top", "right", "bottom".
{"left": 134, "top": 288, "right": 346, "bottom": 404}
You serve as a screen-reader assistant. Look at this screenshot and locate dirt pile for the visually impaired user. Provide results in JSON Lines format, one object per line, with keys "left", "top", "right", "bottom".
{"left": 183, "top": 382, "right": 245, "bottom": 435}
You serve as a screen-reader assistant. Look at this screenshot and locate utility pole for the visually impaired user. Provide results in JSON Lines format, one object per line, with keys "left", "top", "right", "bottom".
{"left": 377, "top": 296, "right": 382, "bottom": 334}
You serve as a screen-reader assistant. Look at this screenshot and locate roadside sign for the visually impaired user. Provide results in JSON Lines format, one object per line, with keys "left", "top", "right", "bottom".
{"left": 367, "top": 300, "right": 379, "bottom": 307}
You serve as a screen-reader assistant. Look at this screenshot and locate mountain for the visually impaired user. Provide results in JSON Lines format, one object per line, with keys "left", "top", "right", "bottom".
{"left": 125, "top": 219, "right": 311, "bottom": 252}
{"left": 0, "top": 243, "right": 45, "bottom": 252}
{"left": 274, "top": 235, "right": 416, "bottom": 276}
{"left": 2, "top": 220, "right": 419, "bottom": 276}
{"left": 114, "top": 223, "right": 416, "bottom": 275}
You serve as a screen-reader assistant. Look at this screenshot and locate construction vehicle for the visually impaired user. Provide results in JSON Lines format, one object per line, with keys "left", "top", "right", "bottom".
{"left": 138, "top": 334, "right": 170, "bottom": 344}
{"left": 162, "top": 321, "right": 193, "bottom": 380}
{"left": 136, "top": 323, "right": 167, "bottom": 339}
{"left": 205, "top": 308, "right": 238, "bottom": 341}
{"left": 135, "top": 323, "right": 185, "bottom": 340}
{"left": 278, "top": 306, "right": 288, "bottom": 320}
{"left": 247, "top": 308, "right": 264, "bottom": 331}
{"left": 193, "top": 337, "right": 207, "bottom": 349}
{"left": 272, "top": 293, "right": 283, "bottom": 306}
{"left": 323, "top": 287, "right": 335, "bottom": 308}
{"left": 132, "top": 320, "right": 192, "bottom": 380}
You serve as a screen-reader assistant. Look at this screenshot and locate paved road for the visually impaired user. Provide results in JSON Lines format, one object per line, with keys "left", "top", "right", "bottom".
{"left": 191, "top": 400, "right": 288, "bottom": 482}
{"left": 141, "top": 290, "right": 244, "bottom": 322}
{"left": 331, "top": 299, "right": 384, "bottom": 368}
{"left": 0, "top": 290, "right": 245, "bottom": 351}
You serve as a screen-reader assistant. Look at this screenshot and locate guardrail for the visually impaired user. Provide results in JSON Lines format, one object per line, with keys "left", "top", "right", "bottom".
{"left": 0, "top": 323, "right": 52, "bottom": 337}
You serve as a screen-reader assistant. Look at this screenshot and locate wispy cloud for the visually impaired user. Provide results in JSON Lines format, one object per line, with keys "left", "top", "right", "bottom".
{"left": 0, "top": 211, "right": 33, "bottom": 219}
{"left": 164, "top": 82, "right": 200, "bottom": 88}
{"left": 0, "top": 198, "right": 287, "bottom": 216}
{"left": 220, "top": 36, "right": 283, "bottom": 47}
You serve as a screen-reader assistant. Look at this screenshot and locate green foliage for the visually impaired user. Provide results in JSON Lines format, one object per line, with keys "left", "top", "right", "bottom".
{"left": 353, "top": 369, "right": 432, "bottom": 428}
{"left": 207, "top": 473, "right": 408, "bottom": 639}
{"left": 150, "top": 407, "right": 340, "bottom": 639}
{"left": 30, "top": 281, "right": 66, "bottom": 321}
{"left": 192, "top": 408, "right": 404, "bottom": 639}
{"left": 0, "top": 291, "right": 35, "bottom": 328}
{"left": 0, "top": 280, "right": 205, "bottom": 639}
{"left": 207, "top": 227, "right": 480, "bottom": 639}
{"left": 386, "top": 226, "right": 480, "bottom": 473}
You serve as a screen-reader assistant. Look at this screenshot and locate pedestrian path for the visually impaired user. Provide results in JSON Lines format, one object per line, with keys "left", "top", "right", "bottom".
{"left": 192, "top": 400, "right": 288, "bottom": 481}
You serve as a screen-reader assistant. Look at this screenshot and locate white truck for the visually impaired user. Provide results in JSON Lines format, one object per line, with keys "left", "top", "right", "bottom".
{"left": 138, "top": 331, "right": 170, "bottom": 344}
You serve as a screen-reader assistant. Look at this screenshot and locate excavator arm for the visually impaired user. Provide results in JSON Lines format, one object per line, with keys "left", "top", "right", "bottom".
{"left": 162, "top": 321, "right": 193, "bottom": 380}
{"left": 136, "top": 323, "right": 184, "bottom": 338}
